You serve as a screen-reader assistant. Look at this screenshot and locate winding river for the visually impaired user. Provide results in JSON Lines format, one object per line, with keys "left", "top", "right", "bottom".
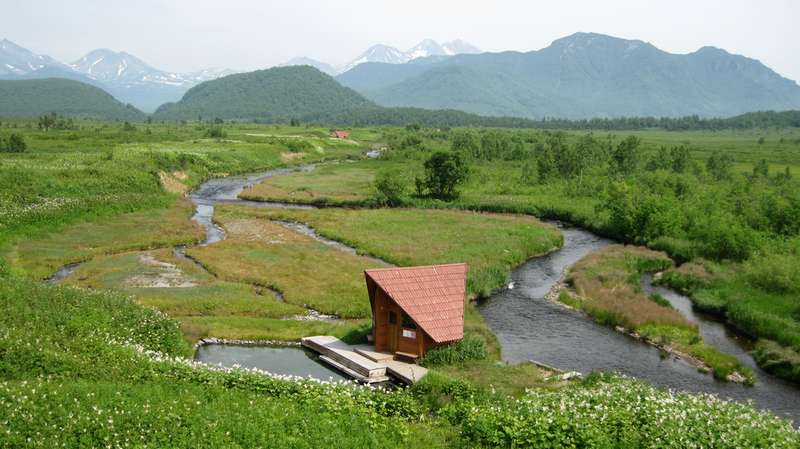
{"left": 47, "top": 165, "right": 800, "bottom": 422}
{"left": 478, "top": 226, "right": 800, "bottom": 423}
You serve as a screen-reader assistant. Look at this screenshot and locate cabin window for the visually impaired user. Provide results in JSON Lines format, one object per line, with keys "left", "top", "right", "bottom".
{"left": 401, "top": 313, "right": 416, "bottom": 329}
{"left": 402, "top": 329, "right": 416, "bottom": 339}
{"left": 388, "top": 311, "right": 397, "bottom": 325}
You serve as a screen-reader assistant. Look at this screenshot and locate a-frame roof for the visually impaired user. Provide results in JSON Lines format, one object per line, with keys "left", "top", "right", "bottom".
{"left": 365, "top": 263, "right": 467, "bottom": 343}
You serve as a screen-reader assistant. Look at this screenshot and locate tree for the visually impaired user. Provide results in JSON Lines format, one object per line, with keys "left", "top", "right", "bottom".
{"left": 610, "top": 135, "right": 641, "bottom": 176}
{"left": 38, "top": 112, "right": 57, "bottom": 131}
{"left": 419, "top": 151, "right": 468, "bottom": 199}
{"left": 0, "top": 133, "right": 26, "bottom": 153}
{"left": 535, "top": 142, "right": 557, "bottom": 182}
{"left": 451, "top": 130, "right": 480, "bottom": 158}
{"left": 752, "top": 159, "right": 769, "bottom": 178}
{"left": 646, "top": 146, "right": 671, "bottom": 171}
{"left": 373, "top": 169, "right": 406, "bottom": 206}
{"left": 520, "top": 160, "right": 538, "bottom": 186}
{"left": 205, "top": 126, "right": 227, "bottom": 139}
{"left": 706, "top": 151, "right": 734, "bottom": 180}
{"left": 669, "top": 145, "right": 691, "bottom": 173}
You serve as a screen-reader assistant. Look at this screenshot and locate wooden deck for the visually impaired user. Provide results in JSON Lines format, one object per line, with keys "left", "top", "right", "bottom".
{"left": 301, "top": 336, "right": 427, "bottom": 385}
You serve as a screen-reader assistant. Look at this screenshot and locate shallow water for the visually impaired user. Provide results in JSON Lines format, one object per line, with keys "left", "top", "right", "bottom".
{"left": 45, "top": 262, "right": 83, "bottom": 283}
{"left": 189, "top": 166, "right": 316, "bottom": 245}
{"left": 195, "top": 344, "right": 346, "bottom": 382}
{"left": 478, "top": 226, "right": 800, "bottom": 423}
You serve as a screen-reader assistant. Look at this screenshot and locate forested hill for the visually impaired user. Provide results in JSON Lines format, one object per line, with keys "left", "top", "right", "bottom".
{"left": 338, "top": 32, "right": 800, "bottom": 119}
{"left": 0, "top": 78, "right": 146, "bottom": 121}
{"left": 153, "top": 66, "right": 375, "bottom": 121}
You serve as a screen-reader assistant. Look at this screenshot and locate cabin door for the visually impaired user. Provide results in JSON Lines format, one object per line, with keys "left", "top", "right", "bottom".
{"left": 387, "top": 310, "right": 398, "bottom": 352}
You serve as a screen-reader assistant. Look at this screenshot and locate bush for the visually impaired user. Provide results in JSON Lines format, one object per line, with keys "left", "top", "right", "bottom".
{"left": 0, "top": 133, "right": 26, "bottom": 153}
{"left": 204, "top": 126, "right": 227, "bottom": 139}
{"left": 447, "top": 377, "right": 799, "bottom": 448}
{"left": 373, "top": 169, "right": 406, "bottom": 206}
{"left": 745, "top": 253, "right": 800, "bottom": 294}
{"left": 417, "top": 151, "right": 468, "bottom": 200}
{"left": 753, "top": 340, "right": 800, "bottom": 383}
{"left": 420, "top": 335, "right": 487, "bottom": 367}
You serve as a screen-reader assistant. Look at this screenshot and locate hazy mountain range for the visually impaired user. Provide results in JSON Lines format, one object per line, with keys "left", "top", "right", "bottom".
{"left": 338, "top": 33, "right": 800, "bottom": 119}
{"left": 2, "top": 33, "right": 800, "bottom": 120}
{"left": 0, "top": 39, "right": 233, "bottom": 112}
{"left": 281, "top": 39, "right": 482, "bottom": 75}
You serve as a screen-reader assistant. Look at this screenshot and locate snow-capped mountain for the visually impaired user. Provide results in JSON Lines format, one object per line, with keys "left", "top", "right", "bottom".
{"left": 70, "top": 49, "right": 232, "bottom": 87}
{"left": 441, "top": 39, "right": 481, "bottom": 56}
{"left": 338, "top": 44, "right": 412, "bottom": 74}
{"left": 71, "top": 49, "right": 180, "bottom": 86}
{"left": 183, "top": 67, "right": 239, "bottom": 84}
{"left": 280, "top": 57, "right": 337, "bottom": 76}
{"left": 283, "top": 39, "right": 481, "bottom": 76}
{"left": 1, "top": 40, "right": 237, "bottom": 111}
{"left": 0, "top": 38, "right": 66, "bottom": 76}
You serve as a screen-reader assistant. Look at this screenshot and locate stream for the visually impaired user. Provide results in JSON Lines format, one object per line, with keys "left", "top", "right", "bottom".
{"left": 45, "top": 166, "right": 800, "bottom": 422}
{"left": 478, "top": 226, "right": 800, "bottom": 423}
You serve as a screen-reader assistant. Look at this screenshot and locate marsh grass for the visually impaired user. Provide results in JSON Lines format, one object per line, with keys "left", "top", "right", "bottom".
{"left": 187, "top": 213, "right": 389, "bottom": 318}
{"left": 62, "top": 248, "right": 311, "bottom": 343}
{"left": 236, "top": 206, "right": 563, "bottom": 298}
{"left": 240, "top": 162, "right": 380, "bottom": 205}
{"left": 224, "top": 206, "right": 560, "bottom": 360}
{"left": 565, "top": 245, "right": 751, "bottom": 381}
{"left": 3, "top": 198, "right": 204, "bottom": 279}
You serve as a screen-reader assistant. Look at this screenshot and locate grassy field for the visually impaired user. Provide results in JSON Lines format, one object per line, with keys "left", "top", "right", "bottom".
{"left": 562, "top": 245, "right": 752, "bottom": 382}
{"left": 241, "top": 161, "right": 381, "bottom": 205}
{"left": 2, "top": 273, "right": 795, "bottom": 448}
{"left": 234, "top": 206, "right": 562, "bottom": 297}
{"left": 237, "top": 126, "right": 800, "bottom": 383}
{"left": 0, "top": 120, "right": 367, "bottom": 243}
{"left": 2, "top": 120, "right": 799, "bottom": 445}
{"left": 230, "top": 206, "right": 562, "bottom": 359}
{"left": 187, "top": 209, "right": 390, "bottom": 318}
{"left": 3, "top": 198, "right": 203, "bottom": 279}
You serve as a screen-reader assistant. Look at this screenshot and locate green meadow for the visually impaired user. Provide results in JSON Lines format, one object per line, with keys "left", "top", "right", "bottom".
{"left": 2, "top": 119, "right": 799, "bottom": 446}
{"left": 240, "top": 125, "right": 800, "bottom": 382}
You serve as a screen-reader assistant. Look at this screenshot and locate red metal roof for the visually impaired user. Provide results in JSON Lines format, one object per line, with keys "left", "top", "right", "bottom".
{"left": 365, "top": 263, "right": 467, "bottom": 343}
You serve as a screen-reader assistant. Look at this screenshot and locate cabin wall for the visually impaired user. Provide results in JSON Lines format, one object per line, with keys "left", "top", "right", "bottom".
{"left": 373, "top": 290, "right": 390, "bottom": 352}
{"left": 372, "top": 288, "right": 432, "bottom": 357}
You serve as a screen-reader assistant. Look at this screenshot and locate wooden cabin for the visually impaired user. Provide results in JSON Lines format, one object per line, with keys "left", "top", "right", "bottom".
{"left": 364, "top": 263, "right": 467, "bottom": 361}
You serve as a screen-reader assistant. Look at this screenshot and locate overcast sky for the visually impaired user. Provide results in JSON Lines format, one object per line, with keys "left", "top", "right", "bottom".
{"left": 3, "top": 0, "right": 799, "bottom": 81}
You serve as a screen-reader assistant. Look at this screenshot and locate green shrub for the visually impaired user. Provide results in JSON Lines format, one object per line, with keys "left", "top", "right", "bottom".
{"left": 421, "top": 335, "right": 487, "bottom": 367}
{"left": 753, "top": 340, "right": 800, "bottom": 383}
{"left": 745, "top": 253, "right": 800, "bottom": 294}
{"left": 647, "top": 293, "right": 672, "bottom": 308}
{"left": 446, "top": 377, "right": 798, "bottom": 448}
{"left": 204, "top": 126, "right": 227, "bottom": 139}
{"left": 373, "top": 169, "right": 406, "bottom": 206}
{"left": 0, "top": 133, "right": 26, "bottom": 153}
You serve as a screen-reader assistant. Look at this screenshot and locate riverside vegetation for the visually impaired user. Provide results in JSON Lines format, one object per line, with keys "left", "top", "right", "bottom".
{"left": 245, "top": 125, "right": 800, "bottom": 384}
{"left": 1, "top": 118, "right": 799, "bottom": 446}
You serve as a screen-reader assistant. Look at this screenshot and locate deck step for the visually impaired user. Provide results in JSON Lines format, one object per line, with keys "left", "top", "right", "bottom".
{"left": 318, "top": 356, "right": 389, "bottom": 384}
{"left": 394, "top": 351, "right": 419, "bottom": 363}
{"left": 354, "top": 347, "right": 395, "bottom": 363}
{"left": 301, "top": 336, "right": 386, "bottom": 379}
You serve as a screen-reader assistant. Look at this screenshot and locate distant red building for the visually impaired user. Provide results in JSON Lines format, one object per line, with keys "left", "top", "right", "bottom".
{"left": 333, "top": 130, "right": 350, "bottom": 139}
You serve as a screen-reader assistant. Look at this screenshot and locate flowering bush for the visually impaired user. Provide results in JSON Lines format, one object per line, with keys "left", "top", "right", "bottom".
{"left": 444, "top": 374, "right": 799, "bottom": 448}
